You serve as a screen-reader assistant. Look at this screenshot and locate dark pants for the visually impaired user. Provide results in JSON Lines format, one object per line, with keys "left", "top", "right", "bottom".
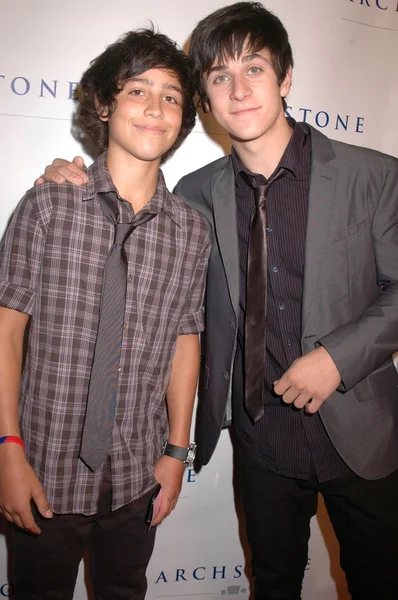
{"left": 240, "top": 453, "right": 398, "bottom": 600}
{"left": 12, "top": 474, "right": 157, "bottom": 600}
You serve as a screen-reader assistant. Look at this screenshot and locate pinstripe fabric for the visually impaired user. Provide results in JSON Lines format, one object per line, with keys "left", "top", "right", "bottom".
{"left": 0, "top": 153, "right": 211, "bottom": 514}
{"left": 231, "top": 122, "right": 350, "bottom": 482}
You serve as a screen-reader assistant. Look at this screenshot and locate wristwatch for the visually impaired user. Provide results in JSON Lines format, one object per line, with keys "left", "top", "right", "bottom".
{"left": 161, "top": 441, "right": 197, "bottom": 468}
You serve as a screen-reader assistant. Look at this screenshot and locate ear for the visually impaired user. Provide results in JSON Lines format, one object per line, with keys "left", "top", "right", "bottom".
{"left": 201, "top": 98, "right": 211, "bottom": 114}
{"left": 280, "top": 66, "right": 293, "bottom": 99}
{"left": 95, "top": 96, "right": 109, "bottom": 122}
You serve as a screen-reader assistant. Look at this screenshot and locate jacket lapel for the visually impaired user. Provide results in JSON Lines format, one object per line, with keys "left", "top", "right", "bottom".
{"left": 302, "top": 127, "right": 337, "bottom": 334}
{"left": 211, "top": 159, "right": 240, "bottom": 316}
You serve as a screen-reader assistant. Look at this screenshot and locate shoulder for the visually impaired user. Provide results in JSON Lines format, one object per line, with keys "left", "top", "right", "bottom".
{"left": 23, "top": 180, "right": 86, "bottom": 214}
{"left": 331, "top": 139, "right": 397, "bottom": 172}
{"left": 309, "top": 124, "right": 398, "bottom": 178}
{"left": 167, "top": 189, "right": 211, "bottom": 242}
{"left": 176, "top": 155, "right": 231, "bottom": 193}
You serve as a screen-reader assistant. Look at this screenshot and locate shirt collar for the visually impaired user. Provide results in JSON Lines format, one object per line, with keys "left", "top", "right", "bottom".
{"left": 81, "top": 152, "right": 181, "bottom": 227}
{"left": 231, "top": 118, "right": 309, "bottom": 184}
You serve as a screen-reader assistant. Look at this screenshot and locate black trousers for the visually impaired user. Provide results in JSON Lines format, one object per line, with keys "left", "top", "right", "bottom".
{"left": 12, "top": 473, "right": 157, "bottom": 600}
{"left": 240, "top": 452, "right": 398, "bottom": 600}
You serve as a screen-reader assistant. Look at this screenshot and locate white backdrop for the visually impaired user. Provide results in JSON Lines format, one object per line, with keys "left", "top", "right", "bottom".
{"left": 0, "top": 0, "right": 397, "bottom": 598}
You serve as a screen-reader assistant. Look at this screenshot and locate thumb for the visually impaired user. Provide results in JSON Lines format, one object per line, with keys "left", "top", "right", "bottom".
{"left": 73, "top": 156, "right": 86, "bottom": 170}
{"left": 32, "top": 482, "right": 53, "bottom": 519}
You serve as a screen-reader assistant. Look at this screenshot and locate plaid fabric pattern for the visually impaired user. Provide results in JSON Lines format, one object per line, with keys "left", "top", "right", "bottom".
{"left": 0, "top": 153, "right": 211, "bottom": 514}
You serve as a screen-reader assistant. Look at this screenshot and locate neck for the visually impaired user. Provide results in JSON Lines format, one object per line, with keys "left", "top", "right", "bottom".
{"left": 106, "top": 147, "right": 160, "bottom": 213}
{"left": 232, "top": 114, "right": 293, "bottom": 179}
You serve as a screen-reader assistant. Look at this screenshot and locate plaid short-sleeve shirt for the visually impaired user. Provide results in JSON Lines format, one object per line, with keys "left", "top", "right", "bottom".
{"left": 0, "top": 153, "right": 211, "bottom": 514}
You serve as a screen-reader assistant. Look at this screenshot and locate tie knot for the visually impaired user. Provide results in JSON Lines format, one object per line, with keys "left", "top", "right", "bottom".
{"left": 254, "top": 184, "right": 267, "bottom": 207}
{"left": 114, "top": 222, "right": 136, "bottom": 247}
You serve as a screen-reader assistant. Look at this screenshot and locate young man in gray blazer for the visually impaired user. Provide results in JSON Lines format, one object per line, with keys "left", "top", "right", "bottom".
{"left": 38, "top": 2, "right": 398, "bottom": 598}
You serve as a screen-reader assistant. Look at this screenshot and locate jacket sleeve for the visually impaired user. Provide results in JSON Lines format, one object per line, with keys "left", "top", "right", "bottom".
{"left": 318, "top": 157, "right": 398, "bottom": 391}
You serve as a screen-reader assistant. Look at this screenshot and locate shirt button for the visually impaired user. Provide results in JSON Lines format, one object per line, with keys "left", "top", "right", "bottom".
{"left": 287, "top": 340, "right": 292, "bottom": 347}
{"left": 279, "top": 304, "right": 286, "bottom": 311}
{"left": 128, "top": 274, "right": 133, "bottom": 283}
{"left": 122, "top": 321, "right": 127, "bottom": 330}
{"left": 229, "top": 321, "right": 236, "bottom": 330}
{"left": 267, "top": 226, "right": 273, "bottom": 233}
{"left": 223, "top": 371, "right": 230, "bottom": 381}
{"left": 272, "top": 265, "right": 278, "bottom": 273}
{"left": 118, "top": 367, "right": 122, "bottom": 372}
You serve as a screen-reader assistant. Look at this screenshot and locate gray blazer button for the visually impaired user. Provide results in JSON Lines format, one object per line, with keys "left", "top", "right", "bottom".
{"left": 229, "top": 321, "right": 236, "bottom": 330}
{"left": 223, "top": 372, "right": 230, "bottom": 381}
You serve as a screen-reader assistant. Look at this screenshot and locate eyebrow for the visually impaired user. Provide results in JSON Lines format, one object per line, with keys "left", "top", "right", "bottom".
{"left": 207, "top": 52, "right": 269, "bottom": 75}
{"left": 127, "top": 76, "right": 183, "bottom": 95}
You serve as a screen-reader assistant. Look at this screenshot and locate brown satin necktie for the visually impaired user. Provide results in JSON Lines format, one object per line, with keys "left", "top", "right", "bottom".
{"left": 244, "top": 170, "right": 286, "bottom": 422}
{"left": 244, "top": 184, "right": 268, "bottom": 422}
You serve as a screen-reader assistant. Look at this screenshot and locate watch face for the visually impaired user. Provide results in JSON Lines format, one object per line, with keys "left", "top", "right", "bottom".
{"left": 186, "top": 443, "right": 197, "bottom": 465}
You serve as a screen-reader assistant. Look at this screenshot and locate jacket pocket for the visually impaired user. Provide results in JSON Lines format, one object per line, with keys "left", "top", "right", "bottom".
{"left": 354, "top": 359, "right": 398, "bottom": 402}
{"left": 328, "top": 218, "right": 369, "bottom": 245}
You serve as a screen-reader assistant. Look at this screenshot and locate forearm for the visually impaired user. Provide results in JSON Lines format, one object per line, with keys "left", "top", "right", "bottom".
{"left": 166, "top": 334, "right": 200, "bottom": 447}
{"left": 0, "top": 307, "right": 30, "bottom": 437}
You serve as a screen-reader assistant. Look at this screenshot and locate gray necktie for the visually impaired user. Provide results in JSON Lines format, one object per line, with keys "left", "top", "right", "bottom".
{"left": 80, "top": 191, "right": 155, "bottom": 471}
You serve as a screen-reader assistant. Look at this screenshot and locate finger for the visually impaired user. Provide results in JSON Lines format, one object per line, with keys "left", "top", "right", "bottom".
{"left": 34, "top": 177, "right": 45, "bottom": 186}
{"left": 166, "top": 496, "right": 174, "bottom": 516}
{"left": 32, "top": 484, "right": 53, "bottom": 519}
{"left": 273, "top": 378, "right": 289, "bottom": 396}
{"left": 280, "top": 387, "right": 300, "bottom": 405}
{"left": 19, "top": 508, "right": 41, "bottom": 535}
{"left": 45, "top": 162, "right": 87, "bottom": 185}
{"left": 72, "top": 156, "right": 86, "bottom": 169}
{"left": 304, "top": 398, "right": 322, "bottom": 414}
{"left": 2, "top": 508, "right": 14, "bottom": 524}
{"left": 293, "top": 392, "right": 312, "bottom": 409}
{"left": 152, "top": 495, "right": 171, "bottom": 526}
{"left": 10, "top": 513, "right": 25, "bottom": 531}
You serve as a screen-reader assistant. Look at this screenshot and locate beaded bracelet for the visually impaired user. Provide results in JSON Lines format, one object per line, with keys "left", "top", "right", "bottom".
{"left": 0, "top": 436, "right": 25, "bottom": 449}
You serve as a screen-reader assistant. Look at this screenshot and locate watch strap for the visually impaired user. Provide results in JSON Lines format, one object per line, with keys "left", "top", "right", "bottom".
{"left": 162, "top": 442, "right": 189, "bottom": 462}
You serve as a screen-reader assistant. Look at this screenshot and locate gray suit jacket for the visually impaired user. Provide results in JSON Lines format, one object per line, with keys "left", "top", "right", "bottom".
{"left": 174, "top": 125, "right": 398, "bottom": 479}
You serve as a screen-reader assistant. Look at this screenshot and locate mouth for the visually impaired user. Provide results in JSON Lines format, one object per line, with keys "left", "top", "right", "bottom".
{"left": 134, "top": 125, "right": 166, "bottom": 135}
{"left": 230, "top": 107, "right": 260, "bottom": 116}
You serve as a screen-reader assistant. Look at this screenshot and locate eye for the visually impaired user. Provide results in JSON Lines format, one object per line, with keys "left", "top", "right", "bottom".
{"left": 213, "top": 74, "right": 229, "bottom": 84}
{"left": 128, "top": 89, "right": 145, "bottom": 96}
{"left": 164, "top": 95, "right": 178, "bottom": 104}
{"left": 248, "top": 65, "right": 262, "bottom": 75}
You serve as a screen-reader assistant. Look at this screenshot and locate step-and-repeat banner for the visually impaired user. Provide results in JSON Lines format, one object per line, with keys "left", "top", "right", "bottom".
{"left": 0, "top": 1, "right": 397, "bottom": 598}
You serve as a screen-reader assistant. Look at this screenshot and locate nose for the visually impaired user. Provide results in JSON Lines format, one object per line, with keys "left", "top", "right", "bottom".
{"left": 230, "top": 74, "right": 251, "bottom": 102}
{"left": 144, "top": 94, "right": 163, "bottom": 119}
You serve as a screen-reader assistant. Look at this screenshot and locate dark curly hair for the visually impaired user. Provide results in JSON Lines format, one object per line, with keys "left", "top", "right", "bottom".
{"left": 189, "top": 2, "right": 293, "bottom": 111}
{"left": 76, "top": 27, "right": 196, "bottom": 160}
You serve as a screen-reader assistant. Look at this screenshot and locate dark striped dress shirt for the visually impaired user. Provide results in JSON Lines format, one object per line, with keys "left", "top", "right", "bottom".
{"left": 231, "top": 121, "right": 350, "bottom": 482}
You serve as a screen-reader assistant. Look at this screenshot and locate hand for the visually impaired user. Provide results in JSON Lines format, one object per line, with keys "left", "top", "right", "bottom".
{"left": 0, "top": 444, "right": 52, "bottom": 534}
{"left": 273, "top": 346, "right": 341, "bottom": 414}
{"left": 35, "top": 156, "right": 88, "bottom": 186}
{"left": 152, "top": 455, "right": 185, "bottom": 526}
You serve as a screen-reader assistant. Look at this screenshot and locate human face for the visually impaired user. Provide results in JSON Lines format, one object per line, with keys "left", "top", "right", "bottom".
{"left": 203, "top": 48, "right": 292, "bottom": 146}
{"left": 102, "top": 68, "right": 183, "bottom": 164}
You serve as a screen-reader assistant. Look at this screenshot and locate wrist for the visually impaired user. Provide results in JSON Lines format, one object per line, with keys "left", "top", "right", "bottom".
{"left": 161, "top": 440, "right": 196, "bottom": 468}
{"left": 0, "top": 435, "right": 25, "bottom": 450}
